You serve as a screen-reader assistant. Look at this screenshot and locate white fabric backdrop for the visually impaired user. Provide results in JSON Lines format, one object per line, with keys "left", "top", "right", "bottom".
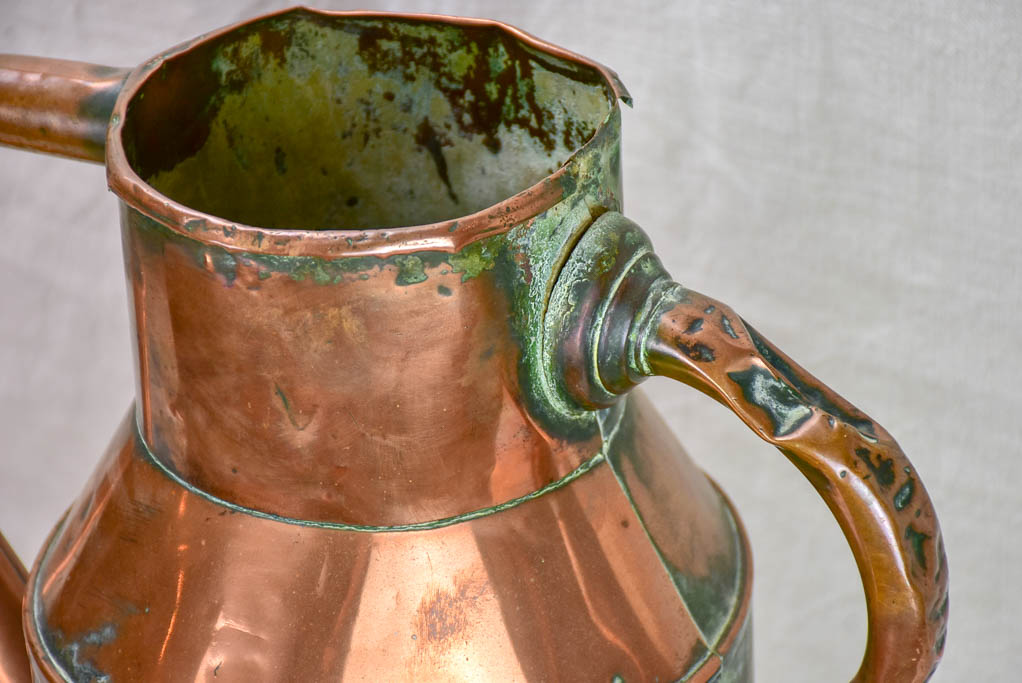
{"left": 2, "top": 1, "right": 1019, "bottom": 680}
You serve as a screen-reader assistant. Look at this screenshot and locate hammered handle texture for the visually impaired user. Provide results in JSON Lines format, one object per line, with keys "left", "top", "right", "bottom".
{"left": 548, "top": 211, "right": 948, "bottom": 682}
{"left": 644, "top": 287, "right": 949, "bottom": 682}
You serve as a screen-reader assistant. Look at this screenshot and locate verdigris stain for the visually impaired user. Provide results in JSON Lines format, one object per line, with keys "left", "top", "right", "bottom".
{"left": 394, "top": 255, "right": 428, "bottom": 285}
{"left": 727, "top": 366, "right": 812, "bottom": 437}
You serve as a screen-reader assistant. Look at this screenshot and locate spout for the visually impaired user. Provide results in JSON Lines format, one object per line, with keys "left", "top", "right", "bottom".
{"left": 0, "top": 532, "right": 29, "bottom": 683}
{"left": 0, "top": 55, "right": 128, "bottom": 163}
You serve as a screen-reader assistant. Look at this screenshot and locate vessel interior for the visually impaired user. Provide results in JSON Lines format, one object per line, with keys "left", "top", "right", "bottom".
{"left": 120, "top": 11, "right": 613, "bottom": 230}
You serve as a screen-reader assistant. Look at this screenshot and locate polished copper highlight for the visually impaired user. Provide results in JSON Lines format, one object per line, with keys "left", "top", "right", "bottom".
{"left": 0, "top": 7, "right": 945, "bottom": 682}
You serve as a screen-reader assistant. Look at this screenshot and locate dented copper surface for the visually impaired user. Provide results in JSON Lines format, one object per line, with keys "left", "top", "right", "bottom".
{"left": 0, "top": 6, "right": 944, "bottom": 683}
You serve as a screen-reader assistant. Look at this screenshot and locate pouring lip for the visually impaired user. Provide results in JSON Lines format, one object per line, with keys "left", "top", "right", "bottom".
{"left": 104, "top": 6, "right": 631, "bottom": 258}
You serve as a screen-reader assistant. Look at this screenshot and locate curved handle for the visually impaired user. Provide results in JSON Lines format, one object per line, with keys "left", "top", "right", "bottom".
{"left": 548, "top": 212, "right": 948, "bottom": 682}
{"left": 0, "top": 55, "right": 128, "bottom": 162}
{"left": 645, "top": 288, "right": 948, "bottom": 682}
{"left": 0, "top": 532, "right": 29, "bottom": 683}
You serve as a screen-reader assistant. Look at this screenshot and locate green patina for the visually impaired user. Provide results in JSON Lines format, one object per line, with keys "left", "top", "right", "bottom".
{"left": 136, "top": 424, "right": 607, "bottom": 533}
{"left": 474, "top": 107, "right": 625, "bottom": 439}
{"left": 238, "top": 252, "right": 382, "bottom": 284}
{"left": 273, "top": 384, "right": 310, "bottom": 431}
{"left": 135, "top": 209, "right": 515, "bottom": 289}
{"left": 934, "top": 537, "right": 947, "bottom": 583}
{"left": 601, "top": 402, "right": 745, "bottom": 658}
{"left": 122, "top": 7, "right": 627, "bottom": 440}
{"left": 128, "top": 10, "right": 610, "bottom": 232}
{"left": 905, "top": 523, "right": 931, "bottom": 571}
{"left": 393, "top": 255, "right": 428, "bottom": 286}
{"left": 447, "top": 239, "right": 498, "bottom": 281}
{"left": 591, "top": 228, "right": 621, "bottom": 276}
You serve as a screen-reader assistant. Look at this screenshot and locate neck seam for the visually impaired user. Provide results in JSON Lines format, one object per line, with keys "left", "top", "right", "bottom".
{"left": 133, "top": 414, "right": 607, "bottom": 533}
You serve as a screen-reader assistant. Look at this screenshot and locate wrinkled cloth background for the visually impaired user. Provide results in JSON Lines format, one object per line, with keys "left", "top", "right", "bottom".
{"left": 1, "top": 1, "right": 1019, "bottom": 680}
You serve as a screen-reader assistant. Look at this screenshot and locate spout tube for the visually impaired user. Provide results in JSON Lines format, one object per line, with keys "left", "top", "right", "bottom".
{"left": 0, "top": 55, "right": 128, "bottom": 163}
{"left": 0, "top": 532, "right": 29, "bottom": 683}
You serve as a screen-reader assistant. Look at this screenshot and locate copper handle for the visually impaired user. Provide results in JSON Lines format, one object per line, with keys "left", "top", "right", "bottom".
{"left": 645, "top": 289, "right": 948, "bottom": 682}
{"left": 0, "top": 55, "right": 128, "bottom": 163}
{"left": 549, "top": 212, "right": 948, "bottom": 682}
{"left": 0, "top": 532, "right": 29, "bottom": 683}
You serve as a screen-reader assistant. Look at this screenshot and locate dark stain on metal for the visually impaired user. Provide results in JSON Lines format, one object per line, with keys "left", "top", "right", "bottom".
{"left": 355, "top": 21, "right": 600, "bottom": 155}
{"left": 893, "top": 477, "right": 915, "bottom": 510}
{"left": 437, "top": 284, "right": 452, "bottom": 297}
{"left": 720, "top": 314, "right": 739, "bottom": 339}
{"left": 727, "top": 366, "right": 812, "bottom": 437}
{"left": 414, "top": 117, "right": 458, "bottom": 202}
{"left": 274, "top": 383, "right": 311, "bottom": 431}
{"left": 201, "top": 248, "right": 237, "bottom": 285}
{"left": 684, "top": 318, "right": 703, "bottom": 335}
{"left": 126, "top": 24, "right": 297, "bottom": 179}
{"left": 273, "top": 145, "right": 287, "bottom": 174}
{"left": 413, "top": 576, "right": 484, "bottom": 651}
{"left": 855, "top": 447, "right": 895, "bottom": 489}
{"left": 934, "top": 536, "right": 946, "bottom": 583}
{"left": 744, "top": 323, "right": 876, "bottom": 436}
{"left": 674, "top": 339, "right": 715, "bottom": 363}
{"left": 931, "top": 593, "right": 949, "bottom": 623}
{"left": 934, "top": 626, "right": 947, "bottom": 656}
{"left": 703, "top": 304, "right": 715, "bottom": 314}
{"left": 905, "top": 524, "right": 930, "bottom": 571}
{"left": 77, "top": 71, "right": 129, "bottom": 157}
{"left": 47, "top": 623, "right": 117, "bottom": 683}
{"left": 394, "top": 255, "right": 428, "bottom": 286}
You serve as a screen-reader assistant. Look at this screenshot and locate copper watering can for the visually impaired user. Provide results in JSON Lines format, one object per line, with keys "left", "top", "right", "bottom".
{"left": 0, "top": 8, "right": 948, "bottom": 682}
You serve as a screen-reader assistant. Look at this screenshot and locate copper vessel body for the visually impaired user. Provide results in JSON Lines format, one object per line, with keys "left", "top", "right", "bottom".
{"left": 0, "top": 7, "right": 945, "bottom": 682}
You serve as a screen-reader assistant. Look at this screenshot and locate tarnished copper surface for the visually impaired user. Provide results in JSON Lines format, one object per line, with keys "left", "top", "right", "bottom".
{"left": 0, "top": 6, "right": 947, "bottom": 682}
{"left": 646, "top": 292, "right": 948, "bottom": 682}
{"left": 0, "top": 532, "right": 29, "bottom": 683}
{"left": 122, "top": 200, "right": 605, "bottom": 525}
{"left": 103, "top": 7, "right": 630, "bottom": 258}
{"left": 23, "top": 408, "right": 746, "bottom": 681}
{"left": 607, "top": 392, "right": 750, "bottom": 648}
{"left": 1, "top": 8, "right": 749, "bottom": 681}
{"left": 0, "top": 55, "right": 127, "bottom": 163}
{"left": 548, "top": 212, "right": 948, "bottom": 682}
{"left": 104, "top": 4, "right": 634, "bottom": 524}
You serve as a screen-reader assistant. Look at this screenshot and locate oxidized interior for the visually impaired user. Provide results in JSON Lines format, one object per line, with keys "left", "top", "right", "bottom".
{"left": 121, "top": 11, "right": 613, "bottom": 230}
